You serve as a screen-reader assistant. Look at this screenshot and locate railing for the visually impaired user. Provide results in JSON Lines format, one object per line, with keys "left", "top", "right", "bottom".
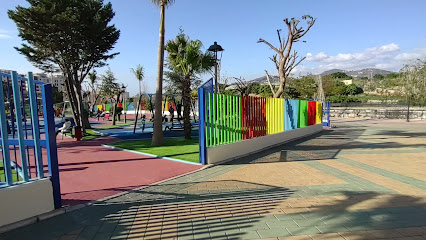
{"left": 0, "top": 71, "right": 61, "bottom": 209}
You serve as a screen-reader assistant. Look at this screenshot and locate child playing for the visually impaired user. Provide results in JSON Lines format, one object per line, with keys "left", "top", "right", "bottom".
{"left": 141, "top": 115, "right": 146, "bottom": 132}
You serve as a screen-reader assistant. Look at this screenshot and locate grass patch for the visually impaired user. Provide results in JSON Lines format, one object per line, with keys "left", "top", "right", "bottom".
{"left": 82, "top": 129, "right": 102, "bottom": 140}
{"left": 111, "top": 138, "right": 200, "bottom": 163}
{"left": 0, "top": 161, "right": 21, "bottom": 184}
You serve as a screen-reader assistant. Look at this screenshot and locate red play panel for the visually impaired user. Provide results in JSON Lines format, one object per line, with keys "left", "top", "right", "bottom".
{"left": 308, "top": 101, "right": 317, "bottom": 126}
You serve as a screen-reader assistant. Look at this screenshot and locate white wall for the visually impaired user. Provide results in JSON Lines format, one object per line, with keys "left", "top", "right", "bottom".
{"left": 0, "top": 178, "right": 55, "bottom": 227}
{"left": 207, "top": 124, "right": 323, "bottom": 164}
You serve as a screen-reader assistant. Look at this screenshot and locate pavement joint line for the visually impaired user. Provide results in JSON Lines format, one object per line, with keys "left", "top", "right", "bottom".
{"left": 339, "top": 157, "right": 426, "bottom": 190}
{"left": 101, "top": 144, "right": 203, "bottom": 166}
{"left": 321, "top": 160, "right": 426, "bottom": 195}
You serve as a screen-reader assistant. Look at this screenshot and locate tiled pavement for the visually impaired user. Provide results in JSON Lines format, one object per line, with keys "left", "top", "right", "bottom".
{"left": 1, "top": 118, "right": 426, "bottom": 240}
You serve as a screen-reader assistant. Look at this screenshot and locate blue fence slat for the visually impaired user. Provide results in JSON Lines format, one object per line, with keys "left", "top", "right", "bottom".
{"left": 28, "top": 72, "right": 44, "bottom": 178}
{"left": 0, "top": 139, "right": 47, "bottom": 147}
{"left": 0, "top": 75, "right": 13, "bottom": 185}
{"left": 11, "top": 71, "right": 29, "bottom": 182}
{"left": 42, "top": 84, "right": 62, "bottom": 209}
{"left": 198, "top": 88, "right": 207, "bottom": 165}
{"left": 284, "top": 99, "right": 299, "bottom": 131}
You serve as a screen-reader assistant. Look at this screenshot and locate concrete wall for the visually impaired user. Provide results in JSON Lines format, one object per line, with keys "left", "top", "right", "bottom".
{"left": 207, "top": 124, "right": 323, "bottom": 164}
{"left": 330, "top": 108, "right": 426, "bottom": 120}
{"left": 0, "top": 178, "right": 54, "bottom": 227}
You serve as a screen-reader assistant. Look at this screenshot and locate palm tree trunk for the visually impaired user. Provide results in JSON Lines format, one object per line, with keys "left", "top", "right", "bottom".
{"left": 152, "top": 3, "right": 165, "bottom": 146}
{"left": 183, "top": 76, "right": 191, "bottom": 139}
{"left": 138, "top": 80, "right": 142, "bottom": 116}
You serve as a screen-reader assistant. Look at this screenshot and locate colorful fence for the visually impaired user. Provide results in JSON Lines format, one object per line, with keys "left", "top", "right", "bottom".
{"left": 201, "top": 93, "right": 324, "bottom": 148}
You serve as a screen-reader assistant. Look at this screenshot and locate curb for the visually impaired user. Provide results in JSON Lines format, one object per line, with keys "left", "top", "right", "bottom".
{"left": 101, "top": 144, "right": 203, "bottom": 166}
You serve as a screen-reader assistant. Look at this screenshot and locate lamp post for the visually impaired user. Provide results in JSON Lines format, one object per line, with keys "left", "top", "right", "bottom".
{"left": 208, "top": 42, "right": 224, "bottom": 93}
{"left": 121, "top": 84, "right": 127, "bottom": 123}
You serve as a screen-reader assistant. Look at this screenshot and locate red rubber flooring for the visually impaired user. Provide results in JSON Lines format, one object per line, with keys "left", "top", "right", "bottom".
{"left": 55, "top": 136, "right": 202, "bottom": 206}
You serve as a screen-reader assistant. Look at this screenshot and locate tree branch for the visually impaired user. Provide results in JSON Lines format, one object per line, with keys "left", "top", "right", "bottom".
{"left": 257, "top": 38, "right": 281, "bottom": 53}
{"left": 296, "top": 18, "right": 316, "bottom": 40}
{"left": 264, "top": 70, "right": 276, "bottom": 96}
{"left": 269, "top": 54, "right": 279, "bottom": 71}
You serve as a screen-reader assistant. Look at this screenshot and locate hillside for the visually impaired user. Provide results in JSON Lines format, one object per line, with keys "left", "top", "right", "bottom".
{"left": 320, "top": 68, "right": 394, "bottom": 79}
{"left": 245, "top": 68, "right": 395, "bottom": 84}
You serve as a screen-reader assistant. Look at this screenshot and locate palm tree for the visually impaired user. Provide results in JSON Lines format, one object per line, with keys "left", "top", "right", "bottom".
{"left": 88, "top": 71, "right": 100, "bottom": 115}
{"left": 130, "top": 64, "right": 145, "bottom": 98}
{"left": 130, "top": 65, "right": 144, "bottom": 116}
{"left": 151, "top": 0, "right": 175, "bottom": 146}
{"left": 165, "top": 31, "right": 214, "bottom": 139}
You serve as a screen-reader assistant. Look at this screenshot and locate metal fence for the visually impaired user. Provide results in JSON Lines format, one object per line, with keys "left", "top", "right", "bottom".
{"left": 0, "top": 71, "right": 61, "bottom": 209}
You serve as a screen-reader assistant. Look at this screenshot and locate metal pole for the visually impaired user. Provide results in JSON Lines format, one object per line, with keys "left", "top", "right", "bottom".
{"left": 123, "top": 91, "right": 127, "bottom": 123}
{"left": 214, "top": 51, "right": 218, "bottom": 93}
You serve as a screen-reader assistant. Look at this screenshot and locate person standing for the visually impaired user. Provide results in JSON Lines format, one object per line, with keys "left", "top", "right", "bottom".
{"left": 169, "top": 104, "right": 175, "bottom": 123}
{"left": 141, "top": 115, "right": 146, "bottom": 132}
{"left": 176, "top": 103, "right": 182, "bottom": 121}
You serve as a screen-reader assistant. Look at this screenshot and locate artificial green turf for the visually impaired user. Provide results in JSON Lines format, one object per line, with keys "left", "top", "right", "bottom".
{"left": 0, "top": 161, "right": 21, "bottom": 184}
{"left": 111, "top": 138, "right": 200, "bottom": 163}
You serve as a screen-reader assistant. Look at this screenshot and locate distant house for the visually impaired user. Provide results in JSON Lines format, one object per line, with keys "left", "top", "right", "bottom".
{"left": 341, "top": 79, "right": 353, "bottom": 85}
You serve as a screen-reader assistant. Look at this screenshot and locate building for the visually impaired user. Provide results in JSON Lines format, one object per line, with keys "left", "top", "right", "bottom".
{"left": 33, "top": 73, "right": 66, "bottom": 92}
{"left": 341, "top": 79, "right": 353, "bottom": 85}
{"left": 0, "top": 69, "right": 29, "bottom": 96}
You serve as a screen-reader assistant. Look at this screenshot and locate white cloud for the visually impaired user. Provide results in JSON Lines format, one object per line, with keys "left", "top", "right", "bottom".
{"left": 306, "top": 52, "right": 328, "bottom": 61}
{"left": 395, "top": 48, "right": 426, "bottom": 61}
{"left": 0, "top": 29, "right": 12, "bottom": 39}
{"left": 299, "top": 43, "right": 426, "bottom": 75}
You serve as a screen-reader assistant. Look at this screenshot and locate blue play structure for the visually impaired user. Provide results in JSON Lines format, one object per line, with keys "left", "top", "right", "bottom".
{"left": 0, "top": 71, "right": 61, "bottom": 209}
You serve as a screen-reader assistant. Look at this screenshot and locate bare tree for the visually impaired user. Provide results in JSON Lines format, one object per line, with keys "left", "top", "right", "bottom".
{"left": 315, "top": 75, "right": 325, "bottom": 101}
{"left": 258, "top": 15, "right": 316, "bottom": 98}
{"left": 399, "top": 59, "right": 426, "bottom": 121}
{"left": 233, "top": 77, "right": 250, "bottom": 96}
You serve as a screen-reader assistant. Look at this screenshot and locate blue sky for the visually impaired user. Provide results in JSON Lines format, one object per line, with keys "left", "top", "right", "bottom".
{"left": 1, "top": 0, "right": 426, "bottom": 96}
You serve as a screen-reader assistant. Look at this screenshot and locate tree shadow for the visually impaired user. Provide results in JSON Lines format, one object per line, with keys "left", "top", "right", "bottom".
{"left": 290, "top": 190, "right": 426, "bottom": 237}
{"left": 0, "top": 180, "right": 295, "bottom": 240}
{"left": 222, "top": 126, "right": 425, "bottom": 165}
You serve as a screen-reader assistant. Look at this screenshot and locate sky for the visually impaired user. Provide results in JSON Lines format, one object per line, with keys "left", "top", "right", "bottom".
{"left": 1, "top": 0, "right": 426, "bottom": 96}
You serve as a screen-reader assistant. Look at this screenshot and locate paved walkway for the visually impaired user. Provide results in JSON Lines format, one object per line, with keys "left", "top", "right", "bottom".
{"left": 1, "top": 119, "right": 426, "bottom": 239}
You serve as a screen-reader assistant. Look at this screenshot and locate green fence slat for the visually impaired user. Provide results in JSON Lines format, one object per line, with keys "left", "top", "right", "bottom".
{"left": 221, "top": 94, "right": 224, "bottom": 145}
{"left": 233, "top": 95, "right": 236, "bottom": 142}
{"left": 213, "top": 93, "right": 217, "bottom": 146}
{"left": 225, "top": 95, "right": 228, "bottom": 143}
{"left": 238, "top": 96, "right": 241, "bottom": 141}
{"left": 218, "top": 94, "right": 221, "bottom": 145}
{"left": 228, "top": 95, "right": 231, "bottom": 143}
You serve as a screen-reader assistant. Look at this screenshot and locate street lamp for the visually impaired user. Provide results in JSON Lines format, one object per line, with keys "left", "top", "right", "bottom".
{"left": 208, "top": 41, "right": 224, "bottom": 93}
{"left": 121, "top": 84, "right": 127, "bottom": 123}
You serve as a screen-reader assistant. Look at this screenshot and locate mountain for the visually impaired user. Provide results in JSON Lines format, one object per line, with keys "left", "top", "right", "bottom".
{"left": 244, "top": 68, "right": 395, "bottom": 85}
{"left": 248, "top": 75, "right": 280, "bottom": 85}
{"left": 319, "top": 68, "right": 394, "bottom": 79}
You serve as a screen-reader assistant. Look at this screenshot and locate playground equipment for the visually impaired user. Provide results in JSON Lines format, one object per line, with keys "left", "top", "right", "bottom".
{"left": 0, "top": 71, "right": 61, "bottom": 211}
{"left": 132, "top": 93, "right": 197, "bottom": 134}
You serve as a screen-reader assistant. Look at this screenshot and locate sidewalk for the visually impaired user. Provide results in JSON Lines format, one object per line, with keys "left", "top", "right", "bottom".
{"left": 1, "top": 119, "right": 425, "bottom": 240}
